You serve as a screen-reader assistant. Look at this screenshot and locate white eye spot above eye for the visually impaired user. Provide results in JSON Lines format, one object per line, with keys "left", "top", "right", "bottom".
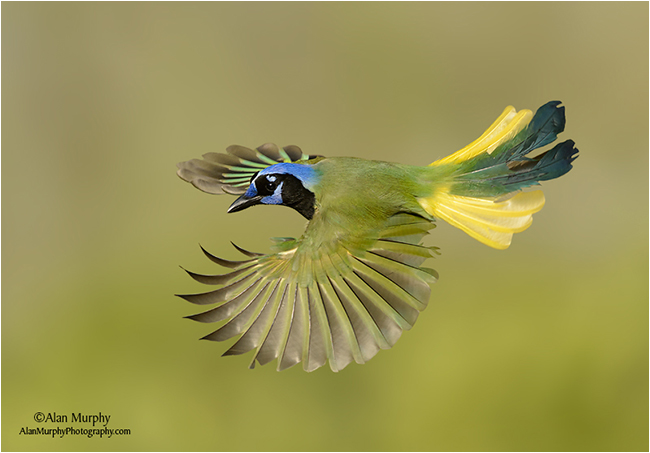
{"left": 267, "top": 175, "right": 277, "bottom": 182}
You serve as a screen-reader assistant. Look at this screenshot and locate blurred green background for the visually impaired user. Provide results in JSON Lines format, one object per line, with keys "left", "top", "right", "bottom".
{"left": 2, "top": 2, "right": 647, "bottom": 451}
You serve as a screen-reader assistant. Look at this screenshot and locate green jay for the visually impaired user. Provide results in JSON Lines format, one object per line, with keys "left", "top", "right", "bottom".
{"left": 176, "top": 101, "right": 578, "bottom": 372}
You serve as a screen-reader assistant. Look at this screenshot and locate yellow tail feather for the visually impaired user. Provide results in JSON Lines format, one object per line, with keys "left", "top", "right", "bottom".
{"left": 418, "top": 190, "right": 546, "bottom": 249}
{"left": 431, "top": 105, "right": 533, "bottom": 166}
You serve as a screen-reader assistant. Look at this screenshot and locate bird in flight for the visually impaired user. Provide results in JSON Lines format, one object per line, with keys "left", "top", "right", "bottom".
{"left": 176, "top": 101, "right": 578, "bottom": 372}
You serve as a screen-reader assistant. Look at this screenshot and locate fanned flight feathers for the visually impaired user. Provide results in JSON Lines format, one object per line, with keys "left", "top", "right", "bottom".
{"left": 177, "top": 100, "right": 578, "bottom": 371}
{"left": 178, "top": 213, "right": 439, "bottom": 372}
{"left": 176, "top": 143, "right": 322, "bottom": 195}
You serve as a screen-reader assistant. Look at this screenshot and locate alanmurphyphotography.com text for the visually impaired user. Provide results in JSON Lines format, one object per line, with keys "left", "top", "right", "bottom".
{"left": 19, "top": 412, "right": 131, "bottom": 439}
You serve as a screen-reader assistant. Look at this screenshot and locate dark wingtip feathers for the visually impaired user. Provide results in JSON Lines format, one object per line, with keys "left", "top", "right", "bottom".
{"left": 230, "top": 242, "right": 264, "bottom": 257}
{"left": 199, "top": 244, "right": 253, "bottom": 268}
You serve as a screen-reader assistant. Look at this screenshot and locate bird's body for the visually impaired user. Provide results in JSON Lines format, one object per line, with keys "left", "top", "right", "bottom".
{"left": 301, "top": 158, "right": 431, "bottom": 234}
{"left": 177, "top": 101, "right": 578, "bottom": 371}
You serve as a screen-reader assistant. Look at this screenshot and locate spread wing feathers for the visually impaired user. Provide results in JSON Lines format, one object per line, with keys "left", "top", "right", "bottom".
{"left": 177, "top": 214, "right": 439, "bottom": 372}
{"left": 176, "top": 143, "right": 322, "bottom": 195}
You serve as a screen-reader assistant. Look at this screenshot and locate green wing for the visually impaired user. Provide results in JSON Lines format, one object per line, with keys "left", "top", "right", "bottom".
{"left": 176, "top": 143, "right": 321, "bottom": 195}
{"left": 178, "top": 213, "right": 439, "bottom": 372}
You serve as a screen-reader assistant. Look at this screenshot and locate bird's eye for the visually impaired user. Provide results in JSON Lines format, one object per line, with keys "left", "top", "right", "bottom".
{"left": 255, "top": 174, "right": 280, "bottom": 195}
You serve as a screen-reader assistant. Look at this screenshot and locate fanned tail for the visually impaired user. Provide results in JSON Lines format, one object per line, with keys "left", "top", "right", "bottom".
{"left": 420, "top": 101, "right": 578, "bottom": 249}
{"left": 419, "top": 190, "right": 545, "bottom": 250}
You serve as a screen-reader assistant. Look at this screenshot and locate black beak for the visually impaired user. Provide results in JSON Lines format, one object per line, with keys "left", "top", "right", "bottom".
{"left": 227, "top": 194, "right": 263, "bottom": 213}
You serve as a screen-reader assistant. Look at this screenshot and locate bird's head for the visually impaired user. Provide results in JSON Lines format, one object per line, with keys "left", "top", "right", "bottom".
{"left": 227, "top": 163, "right": 319, "bottom": 220}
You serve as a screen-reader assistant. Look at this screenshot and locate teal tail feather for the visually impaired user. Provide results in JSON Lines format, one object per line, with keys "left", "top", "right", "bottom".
{"left": 449, "top": 101, "right": 579, "bottom": 198}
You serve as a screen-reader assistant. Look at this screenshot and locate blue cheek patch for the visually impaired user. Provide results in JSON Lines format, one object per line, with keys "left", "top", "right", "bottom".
{"left": 260, "top": 182, "right": 284, "bottom": 205}
{"left": 244, "top": 185, "right": 258, "bottom": 198}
